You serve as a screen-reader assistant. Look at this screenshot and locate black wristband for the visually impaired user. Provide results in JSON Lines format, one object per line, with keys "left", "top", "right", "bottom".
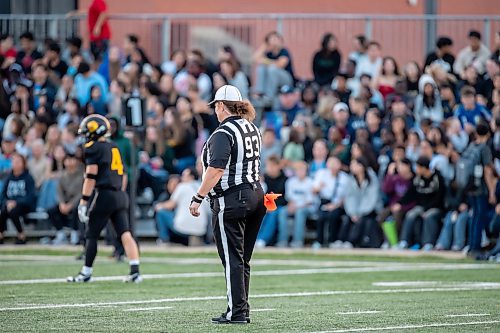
{"left": 86, "top": 173, "right": 97, "bottom": 180}
{"left": 82, "top": 195, "right": 90, "bottom": 201}
{"left": 191, "top": 196, "right": 203, "bottom": 204}
{"left": 196, "top": 193, "right": 205, "bottom": 199}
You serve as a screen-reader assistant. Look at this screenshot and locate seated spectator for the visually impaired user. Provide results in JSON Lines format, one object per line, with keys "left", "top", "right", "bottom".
{"left": 253, "top": 31, "right": 295, "bottom": 107}
{"left": 312, "top": 95, "right": 336, "bottom": 138}
{"left": 279, "top": 161, "right": 315, "bottom": 248}
{"left": 215, "top": 59, "right": 249, "bottom": 100}
{"left": 16, "top": 31, "right": 42, "bottom": 73}
{"left": 348, "top": 96, "right": 368, "bottom": 138}
{"left": 62, "top": 37, "right": 92, "bottom": 65}
{"left": 337, "top": 158, "right": 382, "bottom": 248}
{"left": 174, "top": 60, "right": 212, "bottom": 101}
{"left": 123, "top": 34, "right": 150, "bottom": 65}
{"left": 355, "top": 41, "right": 382, "bottom": 79}
{"left": 275, "top": 85, "right": 305, "bottom": 127}
{"left": 396, "top": 156, "right": 446, "bottom": 251}
{"left": 54, "top": 75, "right": 74, "bottom": 114}
{"left": 414, "top": 74, "right": 443, "bottom": 125}
{"left": 43, "top": 42, "right": 68, "bottom": 82}
{"left": 161, "top": 49, "right": 187, "bottom": 77}
{"left": 328, "top": 127, "right": 350, "bottom": 166}
{"left": 256, "top": 155, "right": 288, "bottom": 248}
{"left": 309, "top": 139, "right": 328, "bottom": 177}
{"left": 446, "top": 117, "right": 469, "bottom": 153}
{"left": 154, "top": 167, "right": 208, "bottom": 246}
{"left": 260, "top": 128, "right": 282, "bottom": 173}
{"left": 454, "top": 86, "right": 491, "bottom": 133}
{"left": 48, "top": 151, "right": 83, "bottom": 245}
{"left": 312, "top": 156, "right": 349, "bottom": 249}
{"left": 0, "top": 135, "right": 16, "bottom": 185}
{"left": 403, "top": 61, "right": 422, "bottom": 98}
{"left": 73, "top": 62, "right": 108, "bottom": 106}
{"left": 0, "top": 153, "right": 36, "bottom": 244}
{"left": 58, "top": 98, "right": 81, "bottom": 130}
{"left": 454, "top": 30, "right": 491, "bottom": 78}
{"left": 373, "top": 56, "right": 400, "bottom": 101}
{"left": 283, "top": 128, "right": 305, "bottom": 165}
{"left": 435, "top": 184, "right": 469, "bottom": 251}
{"left": 333, "top": 72, "right": 351, "bottom": 104}
{"left": 348, "top": 35, "right": 367, "bottom": 64}
{"left": 154, "top": 175, "right": 180, "bottom": 244}
{"left": 440, "top": 83, "right": 457, "bottom": 119}
{"left": 424, "top": 36, "right": 455, "bottom": 74}
{"left": 88, "top": 85, "right": 108, "bottom": 116}
{"left": 457, "top": 65, "right": 483, "bottom": 96}
{"left": 164, "top": 107, "right": 196, "bottom": 173}
{"left": 27, "top": 139, "right": 50, "bottom": 189}
{"left": 377, "top": 158, "right": 415, "bottom": 247}
{"left": 358, "top": 74, "right": 384, "bottom": 110}
{"left": 0, "top": 34, "right": 17, "bottom": 69}
{"left": 312, "top": 33, "right": 342, "bottom": 87}
{"left": 480, "top": 59, "right": 499, "bottom": 110}
{"left": 301, "top": 83, "right": 319, "bottom": 115}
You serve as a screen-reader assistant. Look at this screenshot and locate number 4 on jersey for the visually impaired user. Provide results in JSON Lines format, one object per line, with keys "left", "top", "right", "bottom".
{"left": 111, "top": 148, "right": 124, "bottom": 175}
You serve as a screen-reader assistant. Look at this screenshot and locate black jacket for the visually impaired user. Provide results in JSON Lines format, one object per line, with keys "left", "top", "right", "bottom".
{"left": 264, "top": 171, "right": 288, "bottom": 207}
{"left": 312, "top": 50, "right": 341, "bottom": 86}
{"left": 399, "top": 171, "right": 446, "bottom": 210}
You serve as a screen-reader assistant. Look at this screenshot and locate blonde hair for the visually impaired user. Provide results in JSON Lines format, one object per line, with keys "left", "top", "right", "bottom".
{"left": 222, "top": 100, "right": 256, "bottom": 122}
{"left": 316, "top": 95, "right": 337, "bottom": 119}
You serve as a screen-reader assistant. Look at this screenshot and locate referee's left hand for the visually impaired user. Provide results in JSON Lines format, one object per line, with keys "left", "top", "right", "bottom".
{"left": 189, "top": 202, "right": 201, "bottom": 217}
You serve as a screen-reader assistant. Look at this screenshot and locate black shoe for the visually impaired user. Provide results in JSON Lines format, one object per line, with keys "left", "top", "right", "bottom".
{"left": 211, "top": 314, "right": 247, "bottom": 324}
{"left": 212, "top": 312, "right": 250, "bottom": 323}
{"left": 66, "top": 272, "right": 92, "bottom": 283}
{"left": 15, "top": 238, "right": 27, "bottom": 245}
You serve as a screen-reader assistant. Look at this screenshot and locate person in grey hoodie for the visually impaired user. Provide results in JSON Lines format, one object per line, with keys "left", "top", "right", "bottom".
{"left": 337, "top": 157, "right": 383, "bottom": 248}
{"left": 413, "top": 74, "right": 443, "bottom": 126}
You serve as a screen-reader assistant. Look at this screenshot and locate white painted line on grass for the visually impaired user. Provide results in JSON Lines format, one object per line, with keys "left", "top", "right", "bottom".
{"left": 123, "top": 306, "right": 173, "bottom": 312}
{"left": 1, "top": 286, "right": 500, "bottom": 312}
{"left": 373, "top": 281, "right": 500, "bottom": 288}
{"left": 251, "top": 308, "right": 275, "bottom": 312}
{"left": 446, "top": 313, "right": 490, "bottom": 318}
{"left": 1, "top": 263, "right": 498, "bottom": 285}
{"left": 336, "top": 311, "right": 383, "bottom": 315}
{"left": 310, "top": 320, "right": 500, "bottom": 333}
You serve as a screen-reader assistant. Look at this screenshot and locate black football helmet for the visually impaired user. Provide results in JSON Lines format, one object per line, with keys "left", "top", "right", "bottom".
{"left": 78, "top": 114, "right": 111, "bottom": 143}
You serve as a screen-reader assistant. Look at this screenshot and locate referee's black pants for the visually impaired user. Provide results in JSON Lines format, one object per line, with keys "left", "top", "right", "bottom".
{"left": 210, "top": 183, "right": 266, "bottom": 321}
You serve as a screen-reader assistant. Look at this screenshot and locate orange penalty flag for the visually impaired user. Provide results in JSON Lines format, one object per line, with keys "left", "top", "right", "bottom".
{"left": 264, "top": 193, "right": 282, "bottom": 211}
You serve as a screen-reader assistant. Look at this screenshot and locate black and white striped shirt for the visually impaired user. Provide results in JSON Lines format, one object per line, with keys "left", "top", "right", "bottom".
{"left": 202, "top": 116, "right": 262, "bottom": 198}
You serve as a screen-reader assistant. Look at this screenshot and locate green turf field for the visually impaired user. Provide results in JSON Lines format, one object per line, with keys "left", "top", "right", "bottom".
{"left": 1, "top": 246, "right": 499, "bottom": 333}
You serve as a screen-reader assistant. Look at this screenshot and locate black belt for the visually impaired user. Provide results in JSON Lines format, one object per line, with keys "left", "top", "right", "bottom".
{"left": 96, "top": 186, "right": 120, "bottom": 191}
{"left": 209, "top": 183, "right": 259, "bottom": 199}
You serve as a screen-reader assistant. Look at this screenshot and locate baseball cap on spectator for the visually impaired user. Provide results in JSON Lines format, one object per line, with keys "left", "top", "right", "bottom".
{"left": 416, "top": 156, "right": 431, "bottom": 169}
{"left": 468, "top": 30, "right": 481, "bottom": 40}
{"left": 208, "top": 85, "right": 243, "bottom": 106}
{"left": 3, "top": 134, "right": 17, "bottom": 142}
{"left": 333, "top": 102, "right": 349, "bottom": 113}
{"left": 280, "top": 85, "right": 295, "bottom": 95}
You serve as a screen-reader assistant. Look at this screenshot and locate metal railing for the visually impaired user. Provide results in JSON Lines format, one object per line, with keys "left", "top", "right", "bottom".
{"left": 0, "top": 13, "right": 498, "bottom": 79}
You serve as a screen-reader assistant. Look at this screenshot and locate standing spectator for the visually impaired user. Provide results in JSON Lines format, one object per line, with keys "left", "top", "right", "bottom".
{"left": 348, "top": 35, "right": 367, "bottom": 64}
{"left": 0, "top": 153, "right": 35, "bottom": 244}
{"left": 459, "top": 123, "right": 496, "bottom": 253}
{"left": 373, "top": 57, "right": 400, "bottom": 101}
{"left": 16, "top": 31, "right": 42, "bottom": 73}
{"left": 338, "top": 158, "right": 382, "bottom": 248}
{"left": 279, "top": 161, "right": 315, "bottom": 248}
{"left": 414, "top": 74, "right": 443, "bottom": 125}
{"left": 48, "top": 151, "right": 84, "bottom": 245}
{"left": 73, "top": 62, "right": 108, "bottom": 106}
{"left": 312, "top": 33, "right": 342, "bottom": 87}
{"left": 32, "top": 63, "right": 57, "bottom": 119}
{"left": 454, "top": 86, "right": 491, "bottom": 132}
{"left": 255, "top": 155, "right": 288, "bottom": 248}
{"left": 424, "top": 37, "right": 455, "bottom": 73}
{"left": 355, "top": 41, "right": 382, "bottom": 79}
{"left": 396, "top": 156, "right": 446, "bottom": 251}
{"left": 312, "top": 156, "right": 349, "bottom": 249}
{"left": 454, "top": 30, "right": 491, "bottom": 77}
{"left": 253, "top": 31, "right": 295, "bottom": 107}
{"left": 88, "top": 0, "right": 111, "bottom": 62}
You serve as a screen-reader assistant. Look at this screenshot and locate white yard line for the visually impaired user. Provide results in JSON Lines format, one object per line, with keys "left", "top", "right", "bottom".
{"left": 373, "top": 281, "right": 500, "bottom": 289}
{"left": 446, "top": 313, "right": 490, "bottom": 318}
{"left": 1, "top": 263, "right": 497, "bottom": 285}
{"left": 1, "top": 286, "right": 500, "bottom": 312}
{"left": 251, "top": 308, "right": 275, "bottom": 312}
{"left": 123, "top": 306, "right": 173, "bottom": 312}
{"left": 336, "top": 311, "right": 383, "bottom": 315}
{"left": 310, "top": 320, "right": 500, "bottom": 333}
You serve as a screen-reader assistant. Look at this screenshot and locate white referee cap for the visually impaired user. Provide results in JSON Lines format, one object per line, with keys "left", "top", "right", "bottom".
{"left": 208, "top": 85, "right": 243, "bottom": 106}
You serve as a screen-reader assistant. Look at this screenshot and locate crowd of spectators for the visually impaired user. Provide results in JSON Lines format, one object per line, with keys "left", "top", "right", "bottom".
{"left": 0, "top": 18, "right": 499, "bottom": 259}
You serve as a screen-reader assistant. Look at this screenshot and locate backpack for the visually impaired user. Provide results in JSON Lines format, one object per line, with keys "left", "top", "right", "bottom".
{"left": 455, "top": 143, "right": 486, "bottom": 190}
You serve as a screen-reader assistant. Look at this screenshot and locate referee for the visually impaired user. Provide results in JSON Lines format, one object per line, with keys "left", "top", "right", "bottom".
{"left": 189, "top": 85, "right": 266, "bottom": 324}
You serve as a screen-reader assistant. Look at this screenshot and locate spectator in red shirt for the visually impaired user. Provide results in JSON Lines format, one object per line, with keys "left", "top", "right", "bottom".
{"left": 88, "top": 0, "right": 111, "bottom": 62}
{"left": 0, "top": 34, "right": 17, "bottom": 68}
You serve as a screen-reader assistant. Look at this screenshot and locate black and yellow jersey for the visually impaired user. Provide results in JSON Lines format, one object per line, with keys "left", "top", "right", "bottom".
{"left": 84, "top": 140, "right": 125, "bottom": 191}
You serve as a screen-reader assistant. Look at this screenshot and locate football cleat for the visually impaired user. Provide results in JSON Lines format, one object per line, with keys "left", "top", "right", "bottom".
{"left": 67, "top": 272, "right": 92, "bottom": 283}
{"left": 123, "top": 272, "right": 143, "bottom": 283}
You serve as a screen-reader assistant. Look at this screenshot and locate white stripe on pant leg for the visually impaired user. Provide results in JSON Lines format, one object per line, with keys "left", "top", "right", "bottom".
{"left": 217, "top": 197, "right": 233, "bottom": 320}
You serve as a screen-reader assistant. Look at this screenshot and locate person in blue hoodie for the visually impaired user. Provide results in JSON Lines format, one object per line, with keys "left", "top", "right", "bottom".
{"left": 0, "top": 152, "right": 36, "bottom": 244}
{"left": 454, "top": 85, "right": 491, "bottom": 133}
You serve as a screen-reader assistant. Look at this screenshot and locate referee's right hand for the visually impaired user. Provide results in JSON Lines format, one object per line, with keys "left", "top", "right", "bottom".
{"left": 189, "top": 201, "right": 200, "bottom": 217}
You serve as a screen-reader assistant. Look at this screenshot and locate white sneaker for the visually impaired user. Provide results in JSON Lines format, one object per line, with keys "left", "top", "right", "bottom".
{"left": 328, "top": 240, "right": 343, "bottom": 249}
{"left": 422, "top": 243, "right": 434, "bottom": 251}
{"left": 255, "top": 239, "right": 266, "bottom": 249}
{"left": 380, "top": 241, "right": 390, "bottom": 250}
{"left": 342, "top": 241, "right": 353, "bottom": 249}
{"left": 311, "top": 241, "right": 322, "bottom": 250}
{"left": 67, "top": 272, "right": 92, "bottom": 283}
{"left": 123, "top": 272, "right": 143, "bottom": 283}
{"left": 397, "top": 240, "right": 408, "bottom": 249}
